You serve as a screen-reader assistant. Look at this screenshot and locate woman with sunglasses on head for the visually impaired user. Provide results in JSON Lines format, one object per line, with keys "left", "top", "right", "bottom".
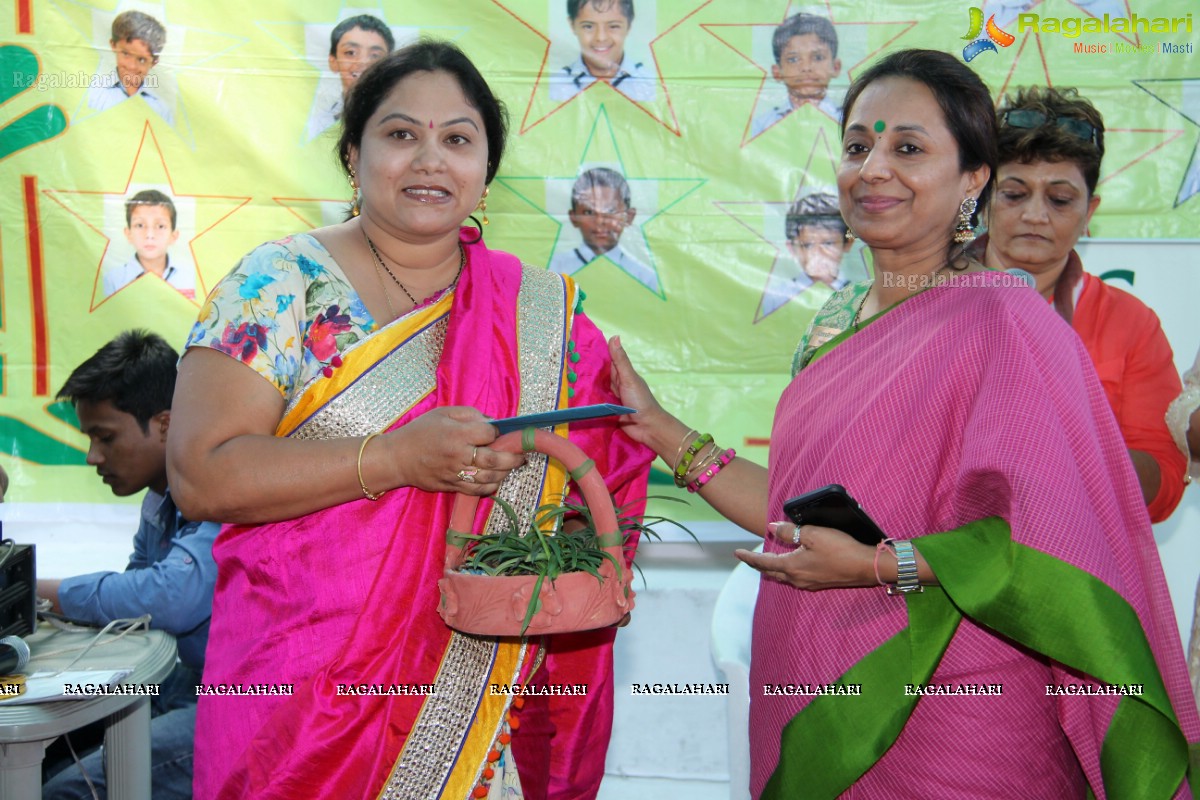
{"left": 978, "top": 86, "right": 1186, "bottom": 522}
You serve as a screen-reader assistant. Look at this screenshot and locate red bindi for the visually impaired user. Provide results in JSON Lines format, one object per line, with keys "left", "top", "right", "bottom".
{"left": 428, "top": 120, "right": 434, "bottom": 129}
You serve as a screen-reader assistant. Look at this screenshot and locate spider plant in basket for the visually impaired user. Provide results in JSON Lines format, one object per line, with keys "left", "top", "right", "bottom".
{"left": 455, "top": 495, "right": 697, "bottom": 636}
{"left": 437, "top": 427, "right": 697, "bottom": 637}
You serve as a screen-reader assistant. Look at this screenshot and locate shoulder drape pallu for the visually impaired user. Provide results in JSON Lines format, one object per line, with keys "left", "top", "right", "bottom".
{"left": 193, "top": 242, "right": 650, "bottom": 800}
{"left": 753, "top": 272, "right": 1200, "bottom": 799}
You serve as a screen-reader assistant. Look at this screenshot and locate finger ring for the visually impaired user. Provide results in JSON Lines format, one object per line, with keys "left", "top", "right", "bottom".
{"left": 792, "top": 528, "right": 801, "bottom": 546}
{"left": 457, "top": 468, "right": 478, "bottom": 483}
{"left": 470, "top": 446, "right": 478, "bottom": 467}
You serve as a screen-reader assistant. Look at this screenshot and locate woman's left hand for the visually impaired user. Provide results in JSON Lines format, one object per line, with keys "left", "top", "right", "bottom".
{"left": 735, "top": 521, "right": 876, "bottom": 590}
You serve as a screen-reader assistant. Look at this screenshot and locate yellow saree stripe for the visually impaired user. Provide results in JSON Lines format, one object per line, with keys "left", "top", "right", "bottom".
{"left": 277, "top": 292, "right": 454, "bottom": 437}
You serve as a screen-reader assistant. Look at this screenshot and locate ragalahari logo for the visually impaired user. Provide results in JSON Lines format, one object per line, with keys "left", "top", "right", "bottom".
{"left": 961, "top": 7, "right": 1016, "bottom": 61}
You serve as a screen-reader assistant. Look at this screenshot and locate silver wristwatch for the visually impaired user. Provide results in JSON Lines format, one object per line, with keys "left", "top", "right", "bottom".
{"left": 887, "top": 539, "right": 923, "bottom": 595}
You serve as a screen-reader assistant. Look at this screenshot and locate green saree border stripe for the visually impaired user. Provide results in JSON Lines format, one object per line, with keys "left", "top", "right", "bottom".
{"left": 766, "top": 516, "right": 1191, "bottom": 798}
{"left": 763, "top": 589, "right": 961, "bottom": 799}
{"left": 919, "top": 517, "right": 1189, "bottom": 799}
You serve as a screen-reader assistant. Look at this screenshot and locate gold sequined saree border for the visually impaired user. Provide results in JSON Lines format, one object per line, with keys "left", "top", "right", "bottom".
{"left": 376, "top": 264, "right": 573, "bottom": 799}
{"left": 278, "top": 291, "right": 453, "bottom": 439}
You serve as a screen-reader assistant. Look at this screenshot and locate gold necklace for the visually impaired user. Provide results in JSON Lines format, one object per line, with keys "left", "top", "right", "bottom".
{"left": 363, "top": 230, "right": 466, "bottom": 311}
{"left": 366, "top": 236, "right": 399, "bottom": 322}
{"left": 852, "top": 263, "right": 954, "bottom": 332}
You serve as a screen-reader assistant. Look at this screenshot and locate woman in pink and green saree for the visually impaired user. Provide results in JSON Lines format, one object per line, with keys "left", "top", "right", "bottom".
{"left": 608, "top": 49, "right": 1199, "bottom": 799}
{"left": 168, "top": 41, "right": 651, "bottom": 800}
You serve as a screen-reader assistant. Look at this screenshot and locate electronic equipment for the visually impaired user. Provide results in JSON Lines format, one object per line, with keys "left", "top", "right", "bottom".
{"left": 0, "top": 535, "right": 37, "bottom": 638}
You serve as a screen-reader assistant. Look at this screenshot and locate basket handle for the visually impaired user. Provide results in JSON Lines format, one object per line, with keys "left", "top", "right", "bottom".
{"left": 445, "top": 429, "right": 623, "bottom": 571}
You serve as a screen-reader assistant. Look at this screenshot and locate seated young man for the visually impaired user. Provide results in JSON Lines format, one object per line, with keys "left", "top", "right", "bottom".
{"left": 549, "top": 167, "right": 658, "bottom": 292}
{"left": 39, "top": 330, "right": 218, "bottom": 800}
{"left": 308, "top": 14, "right": 394, "bottom": 138}
{"left": 750, "top": 12, "right": 841, "bottom": 137}
{"left": 103, "top": 190, "right": 195, "bottom": 300}
{"left": 86, "top": 10, "right": 173, "bottom": 125}
{"left": 549, "top": 0, "right": 654, "bottom": 102}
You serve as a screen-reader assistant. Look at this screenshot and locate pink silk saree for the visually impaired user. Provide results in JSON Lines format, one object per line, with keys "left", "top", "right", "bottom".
{"left": 752, "top": 272, "right": 1200, "bottom": 798}
{"left": 192, "top": 238, "right": 650, "bottom": 799}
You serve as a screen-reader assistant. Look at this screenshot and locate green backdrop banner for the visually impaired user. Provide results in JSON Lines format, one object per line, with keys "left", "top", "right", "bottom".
{"left": 1, "top": 0, "right": 1197, "bottom": 508}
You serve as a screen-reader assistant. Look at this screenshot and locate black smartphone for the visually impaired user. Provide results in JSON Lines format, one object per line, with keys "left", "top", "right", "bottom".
{"left": 782, "top": 484, "right": 886, "bottom": 545}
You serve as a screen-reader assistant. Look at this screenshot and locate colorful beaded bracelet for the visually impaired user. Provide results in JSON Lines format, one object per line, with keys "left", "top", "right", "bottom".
{"left": 687, "top": 448, "right": 735, "bottom": 493}
{"left": 673, "top": 433, "right": 713, "bottom": 487}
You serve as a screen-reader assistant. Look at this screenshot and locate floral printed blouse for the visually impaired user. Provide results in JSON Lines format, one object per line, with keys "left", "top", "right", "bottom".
{"left": 185, "top": 234, "right": 378, "bottom": 403}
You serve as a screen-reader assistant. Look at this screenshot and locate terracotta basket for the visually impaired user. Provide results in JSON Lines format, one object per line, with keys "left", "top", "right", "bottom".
{"left": 437, "top": 429, "right": 635, "bottom": 636}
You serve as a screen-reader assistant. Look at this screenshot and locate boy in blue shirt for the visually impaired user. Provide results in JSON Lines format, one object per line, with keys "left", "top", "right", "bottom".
{"left": 86, "top": 11, "right": 173, "bottom": 125}
{"left": 751, "top": 13, "right": 841, "bottom": 136}
{"left": 308, "top": 14, "right": 395, "bottom": 138}
{"left": 103, "top": 190, "right": 195, "bottom": 300}
{"left": 549, "top": 167, "right": 658, "bottom": 292}
{"left": 550, "top": 0, "right": 654, "bottom": 102}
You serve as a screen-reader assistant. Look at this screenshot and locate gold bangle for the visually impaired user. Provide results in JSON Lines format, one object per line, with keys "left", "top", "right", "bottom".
{"left": 685, "top": 441, "right": 723, "bottom": 481}
{"left": 670, "top": 428, "right": 698, "bottom": 474}
{"left": 357, "top": 432, "right": 387, "bottom": 501}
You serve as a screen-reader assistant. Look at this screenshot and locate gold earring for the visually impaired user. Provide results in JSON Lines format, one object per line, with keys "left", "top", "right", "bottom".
{"left": 477, "top": 186, "right": 489, "bottom": 226}
{"left": 954, "top": 197, "right": 977, "bottom": 244}
{"left": 844, "top": 228, "right": 856, "bottom": 242}
{"left": 348, "top": 169, "right": 361, "bottom": 218}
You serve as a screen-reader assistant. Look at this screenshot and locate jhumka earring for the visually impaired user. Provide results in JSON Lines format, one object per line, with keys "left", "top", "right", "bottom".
{"left": 348, "top": 168, "right": 361, "bottom": 218}
{"left": 953, "top": 197, "right": 978, "bottom": 244}
{"left": 477, "top": 186, "right": 490, "bottom": 226}
{"left": 844, "top": 228, "right": 856, "bottom": 242}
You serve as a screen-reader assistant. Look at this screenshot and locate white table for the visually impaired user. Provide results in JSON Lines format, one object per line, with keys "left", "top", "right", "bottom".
{"left": 0, "top": 624, "right": 177, "bottom": 799}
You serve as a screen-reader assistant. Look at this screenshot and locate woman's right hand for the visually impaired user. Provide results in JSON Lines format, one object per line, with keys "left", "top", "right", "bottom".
{"left": 608, "top": 336, "right": 678, "bottom": 452}
{"left": 386, "top": 406, "right": 527, "bottom": 496}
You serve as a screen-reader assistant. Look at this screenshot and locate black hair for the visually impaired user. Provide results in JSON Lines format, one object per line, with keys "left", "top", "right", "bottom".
{"left": 111, "top": 10, "right": 166, "bottom": 57}
{"left": 330, "top": 15, "right": 395, "bottom": 56}
{"left": 567, "top": 0, "right": 634, "bottom": 23}
{"left": 841, "top": 48, "right": 997, "bottom": 227}
{"left": 786, "top": 192, "right": 846, "bottom": 240}
{"left": 125, "top": 189, "right": 176, "bottom": 229}
{"left": 57, "top": 330, "right": 178, "bottom": 432}
{"left": 338, "top": 40, "right": 508, "bottom": 184}
{"left": 571, "top": 167, "right": 631, "bottom": 208}
{"left": 772, "top": 13, "right": 838, "bottom": 62}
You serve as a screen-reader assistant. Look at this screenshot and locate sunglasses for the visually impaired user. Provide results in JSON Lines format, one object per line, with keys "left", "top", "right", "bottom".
{"left": 1002, "top": 109, "right": 1098, "bottom": 146}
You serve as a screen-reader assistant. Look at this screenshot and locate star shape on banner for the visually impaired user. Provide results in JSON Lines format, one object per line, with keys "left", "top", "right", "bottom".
{"left": 1133, "top": 79, "right": 1200, "bottom": 207}
{"left": 700, "top": 0, "right": 915, "bottom": 146}
{"left": 256, "top": 4, "right": 464, "bottom": 145}
{"left": 712, "top": 128, "right": 860, "bottom": 323}
{"left": 43, "top": 122, "right": 251, "bottom": 310}
{"left": 496, "top": 105, "right": 704, "bottom": 298}
{"left": 491, "top": 0, "right": 712, "bottom": 136}
{"left": 50, "top": 0, "right": 249, "bottom": 146}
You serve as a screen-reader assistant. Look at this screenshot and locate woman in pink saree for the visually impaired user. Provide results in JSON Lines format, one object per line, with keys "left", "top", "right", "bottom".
{"left": 610, "top": 49, "right": 1199, "bottom": 798}
{"left": 168, "top": 41, "right": 651, "bottom": 799}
